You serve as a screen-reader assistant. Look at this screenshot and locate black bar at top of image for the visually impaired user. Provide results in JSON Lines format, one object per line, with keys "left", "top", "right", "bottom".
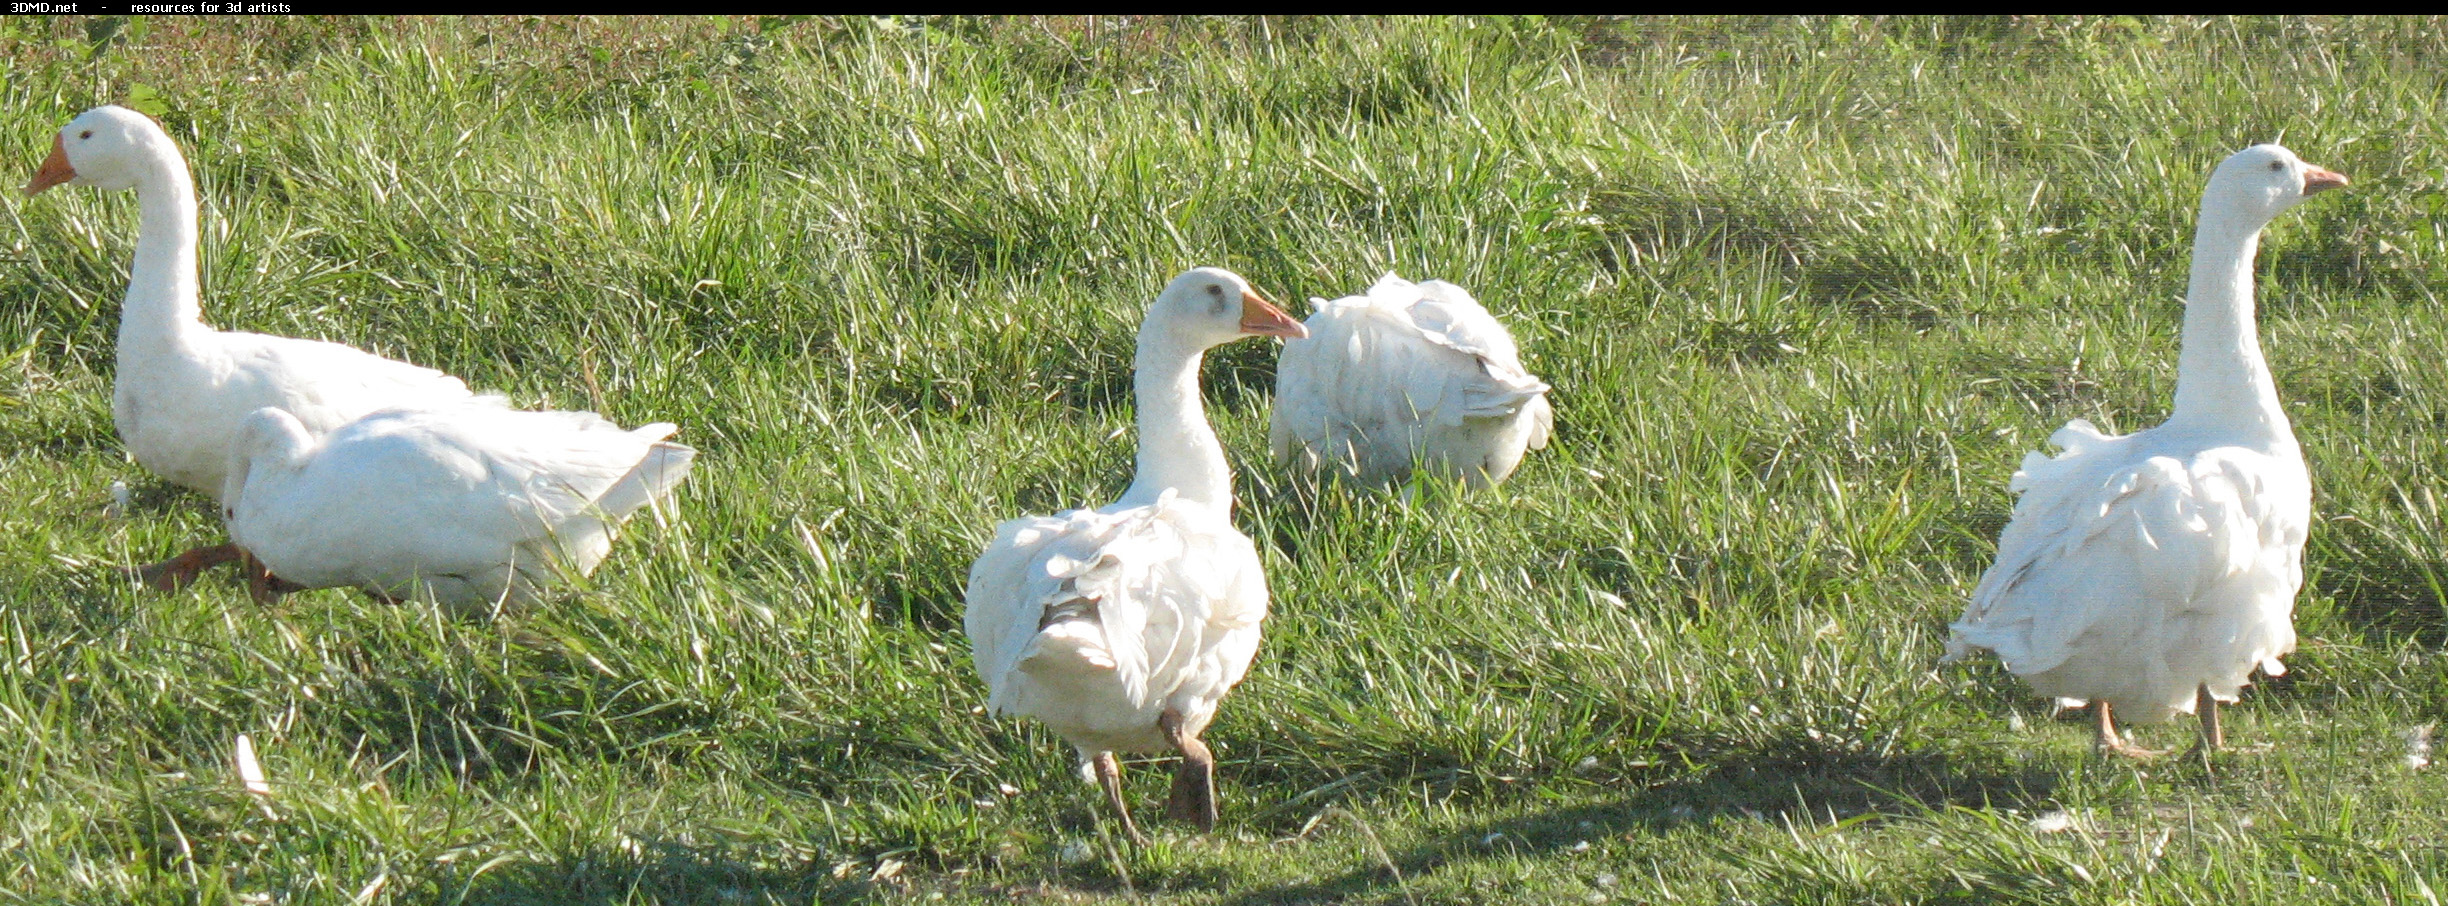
{"left": 5, "top": 3, "right": 785, "bottom": 12}
{"left": 8, "top": 1, "right": 307, "bottom": 13}
{"left": 7, "top": 2, "right": 640, "bottom": 14}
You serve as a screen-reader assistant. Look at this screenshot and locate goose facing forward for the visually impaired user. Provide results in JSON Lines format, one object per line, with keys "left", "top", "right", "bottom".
{"left": 215, "top": 403, "right": 694, "bottom": 611}
{"left": 1946, "top": 144, "right": 2346, "bottom": 757}
{"left": 1269, "top": 273, "right": 1550, "bottom": 489}
{"left": 965, "top": 267, "right": 1305, "bottom": 844}
{"left": 25, "top": 105, "right": 492, "bottom": 588}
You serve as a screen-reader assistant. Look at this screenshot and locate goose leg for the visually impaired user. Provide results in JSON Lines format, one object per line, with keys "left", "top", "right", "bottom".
{"left": 132, "top": 543, "right": 243, "bottom": 592}
{"left": 2195, "top": 684, "right": 2225, "bottom": 753}
{"left": 1092, "top": 751, "right": 1146, "bottom": 846}
{"left": 2094, "top": 701, "right": 2164, "bottom": 759}
{"left": 240, "top": 551, "right": 305, "bottom": 606}
{"left": 1159, "top": 708, "right": 1217, "bottom": 832}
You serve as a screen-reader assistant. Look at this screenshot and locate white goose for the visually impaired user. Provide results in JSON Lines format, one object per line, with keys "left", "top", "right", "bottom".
{"left": 1269, "top": 273, "right": 1551, "bottom": 489}
{"left": 213, "top": 402, "right": 694, "bottom": 611}
{"left": 964, "top": 267, "right": 1305, "bottom": 843}
{"left": 1946, "top": 144, "right": 2347, "bottom": 757}
{"left": 22, "top": 105, "right": 486, "bottom": 587}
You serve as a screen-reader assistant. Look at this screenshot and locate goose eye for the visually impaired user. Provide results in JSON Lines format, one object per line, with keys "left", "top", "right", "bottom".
{"left": 78, "top": 130, "right": 92, "bottom": 140}
{"left": 2268, "top": 161, "right": 2283, "bottom": 172}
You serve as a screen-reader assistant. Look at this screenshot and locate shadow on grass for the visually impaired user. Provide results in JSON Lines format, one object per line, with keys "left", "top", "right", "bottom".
{"left": 0, "top": 568, "right": 149, "bottom": 639}
{"left": 1214, "top": 739, "right": 2055, "bottom": 905}
{"left": 435, "top": 827, "right": 1220, "bottom": 905}
{"left": 435, "top": 834, "right": 855, "bottom": 905}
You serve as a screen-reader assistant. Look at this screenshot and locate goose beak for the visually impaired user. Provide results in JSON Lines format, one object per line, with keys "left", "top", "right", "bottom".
{"left": 22, "top": 134, "right": 73, "bottom": 197}
{"left": 1238, "top": 289, "right": 1308, "bottom": 340}
{"left": 2302, "top": 166, "right": 2348, "bottom": 196}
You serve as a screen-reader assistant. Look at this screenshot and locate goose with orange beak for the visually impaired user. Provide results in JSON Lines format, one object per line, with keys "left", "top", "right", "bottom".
{"left": 1948, "top": 144, "right": 2348, "bottom": 759}
{"left": 22, "top": 105, "right": 493, "bottom": 591}
{"left": 22, "top": 134, "right": 76, "bottom": 196}
{"left": 964, "top": 267, "right": 1303, "bottom": 844}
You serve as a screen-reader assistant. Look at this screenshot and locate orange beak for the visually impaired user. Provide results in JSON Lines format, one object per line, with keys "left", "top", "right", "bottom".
{"left": 2302, "top": 166, "right": 2348, "bottom": 196}
{"left": 1238, "top": 289, "right": 1308, "bottom": 339}
{"left": 22, "top": 133, "right": 73, "bottom": 197}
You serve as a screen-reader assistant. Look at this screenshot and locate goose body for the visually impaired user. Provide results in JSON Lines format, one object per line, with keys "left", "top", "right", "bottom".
{"left": 964, "top": 267, "right": 1305, "bottom": 842}
{"left": 967, "top": 490, "right": 1268, "bottom": 756}
{"left": 1269, "top": 273, "right": 1550, "bottom": 488}
{"left": 1946, "top": 144, "right": 2345, "bottom": 753}
{"left": 26, "top": 105, "right": 487, "bottom": 498}
{"left": 225, "top": 403, "right": 694, "bottom": 609}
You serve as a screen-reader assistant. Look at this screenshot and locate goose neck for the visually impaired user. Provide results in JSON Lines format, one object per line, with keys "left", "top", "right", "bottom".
{"left": 1118, "top": 333, "right": 1232, "bottom": 512}
{"left": 119, "top": 145, "right": 206, "bottom": 352}
{"left": 2169, "top": 203, "right": 2291, "bottom": 438}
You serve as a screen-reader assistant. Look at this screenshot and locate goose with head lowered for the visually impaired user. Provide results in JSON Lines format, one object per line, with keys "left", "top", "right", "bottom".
{"left": 964, "top": 267, "right": 1305, "bottom": 844}
{"left": 1945, "top": 144, "right": 2346, "bottom": 757}
{"left": 198, "top": 402, "right": 694, "bottom": 612}
{"left": 1269, "top": 273, "right": 1550, "bottom": 490}
{"left": 23, "top": 105, "right": 491, "bottom": 589}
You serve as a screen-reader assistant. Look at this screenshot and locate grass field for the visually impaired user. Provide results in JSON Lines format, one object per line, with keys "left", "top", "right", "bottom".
{"left": 4, "top": 14, "right": 2448, "bottom": 904}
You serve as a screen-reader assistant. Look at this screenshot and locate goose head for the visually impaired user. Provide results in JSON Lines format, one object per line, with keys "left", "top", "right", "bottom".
{"left": 22, "top": 105, "right": 174, "bottom": 196}
{"left": 2204, "top": 144, "right": 2348, "bottom": 228}
{"left": 1143, "top": 267, "right": 1308, "bottom": 350}
{"left": 219, "top": 407, "right": 316, "bottom": 515}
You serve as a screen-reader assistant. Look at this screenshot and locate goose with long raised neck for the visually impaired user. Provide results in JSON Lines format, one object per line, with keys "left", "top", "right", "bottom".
{"left": 1945, "top": 144, "right": 2347, "bottom": 758}
{"left": 963, "top": 267, "right": 1306, "bottom": 845}
{"left": 24, "top": 105, "right": 489, "bottom": 589}
{"left": 1269, "top": 272, "right": 1551, "bottom": 490}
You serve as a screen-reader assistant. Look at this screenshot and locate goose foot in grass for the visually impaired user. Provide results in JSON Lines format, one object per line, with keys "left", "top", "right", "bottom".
{"left": 2193, "top": 683, "right": 2225, "bottom": 755}
{"left": 1161, "top": 708, "right": 1217, "bottom": 832}
{"left": 2094, "top": 703, "right": 2167, "bottom": 760}
{"left": 240, "top": 550, "right": 305, "bottom": 606}
{"left": 132, "top": 543, "right": 242, "bottom": 592}
{"left": 2178, "top": 684, "right": 2279, "bottom": 762}
{"left": 1092, "top": 751, "right": 1147, "bottom": 847}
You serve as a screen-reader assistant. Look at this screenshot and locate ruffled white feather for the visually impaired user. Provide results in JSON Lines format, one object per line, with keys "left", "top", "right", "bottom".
{"left": 1946, "top": 419, "right": 2306, "bottom": 721}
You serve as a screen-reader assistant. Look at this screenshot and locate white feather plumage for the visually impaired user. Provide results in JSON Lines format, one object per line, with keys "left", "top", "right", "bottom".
{"left": 31, "top": 105, "right": 489, "bottom": 500}
{"left": 1947, "top": 144, "right": 2345, "bottom": 742}
{"left": 226, "top": 403, "right": 695, "bottom": 609}
{"left": 1270, "top": 274, "right": 1550, "bottom": 488}
{"left": 966, "top": 489, "right": 1268, "bottom": 755}
{"left": 1948, "top": 418, "right": 2306, "bottom": 722}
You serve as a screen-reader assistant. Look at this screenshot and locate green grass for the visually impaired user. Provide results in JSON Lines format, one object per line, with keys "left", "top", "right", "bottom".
{"left": 3, "top": 14, "right": 2448, "bottom": 904}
